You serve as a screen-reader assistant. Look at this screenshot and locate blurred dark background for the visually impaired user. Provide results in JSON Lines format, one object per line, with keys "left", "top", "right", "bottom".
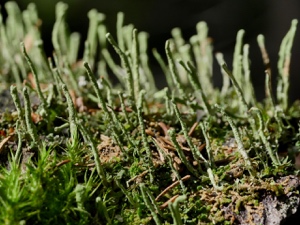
{"left": 1, "top": 0, "right": 300, "bottom": 102}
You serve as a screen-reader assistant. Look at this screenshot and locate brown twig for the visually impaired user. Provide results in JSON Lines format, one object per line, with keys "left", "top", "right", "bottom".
{"left": 126, "top": 170, "right": 149, "bottom": 187}
{"left": 0, "top": 134, "right": 14, "bottom": 154}
{"left": 155, "top": 175, "right": 191, "bottom": 201}
{"left": 74, "top": 163, "right": 96, "bottom": 167}
{"left": 55, "top": 159, "right": 71, "bottom": 167}
{"left": 198, "top": 143, "right": 206, "bottom": 152}
{"left": 158, "top": 122, "right": 169, "bottom": 136}
{"left": 160, "top": 194, "right": 179, "bottom": 209}
{"left": 188, "top": 122, "right": 199, "bottom": 136}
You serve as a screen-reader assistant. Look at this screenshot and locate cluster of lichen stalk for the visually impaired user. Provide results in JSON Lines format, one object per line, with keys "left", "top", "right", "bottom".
{"left": 0, "top": 1, "right": 299, "bottom": 224}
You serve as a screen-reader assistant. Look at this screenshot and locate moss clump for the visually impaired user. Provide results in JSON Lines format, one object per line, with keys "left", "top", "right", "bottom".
{"left": 0, "top": 2, "right": 299, "bottom": 224}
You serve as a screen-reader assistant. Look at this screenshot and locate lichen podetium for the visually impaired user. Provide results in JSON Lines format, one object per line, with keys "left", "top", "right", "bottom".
{"left": 0, "top": 2, "right": 299, "bottom": 224}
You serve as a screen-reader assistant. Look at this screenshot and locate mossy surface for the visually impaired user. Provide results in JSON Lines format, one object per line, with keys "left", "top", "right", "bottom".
{"left": 0, "top": 2, "right": 300, "bottom": 224}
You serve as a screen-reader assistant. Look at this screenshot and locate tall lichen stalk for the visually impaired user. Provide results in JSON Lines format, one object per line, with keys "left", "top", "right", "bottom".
{"left": 0, "top": 2, "right": 300, "bottom": 224}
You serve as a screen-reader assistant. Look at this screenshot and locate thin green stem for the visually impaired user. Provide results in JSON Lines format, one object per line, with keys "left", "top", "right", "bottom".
{"left": 165, "top": 40, "right": 185, "bottom": 96}
{"left": 78, "top": 123, "right": 107, "bottom": 186}
{"left": 179, "top": 60, "right": 212, "bottom": 115}
{"left": 222, "top": 63, "right": 249, "bottom": 114}
{"left": 171, "top": 101, "right": 205, "bottom": 172}
{"left": 277, "top": 19, "right": 298, "bottom": 111}
{"left": 10, "top": 85, "right": 25, "bottom": 129}
{"left": 168, "top": 195, "right": 187, "bottom": 225}
{"left": 215, "top": 53, "right": 230, "bottom": 96}
{"left": 23, "top": 86, "right": 38, "bottom": 146}
{"left": 61, "top": 84, "right": 77, "bottom": 143}
{"left": 168, "top": 128, "right": 200, "bottom": 177}
{"left": 232, "top": 29, "right": 245, "bottom": 85}
{"left": 140, "top": 183, "right": 162, "bottom": 225}
{"left": 106, "top": 33, "right": 135, "bottom": 104}
{"left": 83, "top": 62, "right": 111, "bottom": 120}
{"left": 137, "top": 90, "right": 154, "bottom": 181}
{"left": 249, "top": 107, "right": 280, "bottom": 166}
{"left": 215, "top": 104, "right": 253, "bottom": 174}
{"left": 116, "top": 12, "right": 125, "bottom": 51}
{"left": 14, "top": 120, "right": 23, "bottom": 163}
{"left": 21, "top": 42, "right": 47, "bottom": 111}
{"left": 132, "top": 29, "right": 141, "bottom": 101}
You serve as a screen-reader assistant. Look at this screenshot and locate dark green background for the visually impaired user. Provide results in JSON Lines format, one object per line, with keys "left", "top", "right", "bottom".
{"left": 1, "top": 0, "right": 300, "bottom": 101}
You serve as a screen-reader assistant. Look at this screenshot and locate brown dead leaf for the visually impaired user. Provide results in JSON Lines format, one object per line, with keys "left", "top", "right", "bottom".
{"left": 31, "top": 112, "right": 43, "bottom": 124}
{"left": 0, "top": 130, "right": 6, "bottom": 137}
{"left": 160, "top": 195, "right": 179, "bottom": 209}
{"left": 0, "top": 134, "right": 14, "bottom": 154}
{"left": 76, "top": 97, "right": 87, "bottom": 112}
{"left": 97, "top": 135, "right": 122, "bottom": 163}
{"left": 27, "top": 73, "right": 49, "bottom": 90}
{"left": 23, "top": 34, "right": 34, "bottom": 52}
{"left": 28, "top": 73, "right": 36, "bottom": 89}
{"left": 158, "top": 122, "right": 169, "bottom": 136}
{"left": 8, "top": 127, "right": 15, "bottom": 135}
{"left": 69, "top": 89, "right": 77, "bottom": 106}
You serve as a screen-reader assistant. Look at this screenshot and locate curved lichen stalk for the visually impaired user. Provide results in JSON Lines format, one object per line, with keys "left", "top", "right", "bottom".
{"left": 249, "top": 107, "right": 280, "bottom": 166}
{"left": 277, "top": 19, "right": 298, "bottom": 111}
{"left": 215, "top": 104, "right": 254, "bottom": 175}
